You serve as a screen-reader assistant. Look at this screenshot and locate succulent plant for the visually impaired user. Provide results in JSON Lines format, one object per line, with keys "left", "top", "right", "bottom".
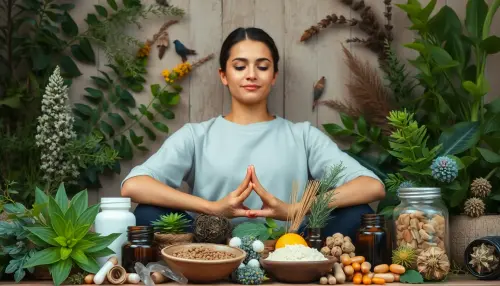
{"left": 469, "top": 243, "right": 499, "bottom": 274}
{"left": 151, "top": 213, "right": 190, "bottom": 234}
{"left": 470, "top": 178, "right": 492, "bottom": 198}
{"left": 417, "top": 246, "right": 450, "bottom": 281}
{"left": 392, "top": 245, "right": 417, "bottom": 269}
{"left": 430, "top": 156, "right": 458, "bottom": 183}
{"left": 464, "top": 197, "right": 486, "bottom": 218}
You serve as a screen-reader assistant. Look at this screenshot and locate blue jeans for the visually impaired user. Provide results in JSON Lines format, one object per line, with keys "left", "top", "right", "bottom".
{"left": 134, "top": 204, "right": 373, "bottom": 243}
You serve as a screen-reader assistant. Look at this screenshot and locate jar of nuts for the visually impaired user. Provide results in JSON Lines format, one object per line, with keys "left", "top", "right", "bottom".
{"left": 393, "top": 187, "right": 449, "bottom": 257}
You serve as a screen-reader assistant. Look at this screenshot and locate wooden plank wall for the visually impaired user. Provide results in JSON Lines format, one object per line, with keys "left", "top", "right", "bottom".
{"left": 59, "top": 0, "right": 500, "bottom": 204}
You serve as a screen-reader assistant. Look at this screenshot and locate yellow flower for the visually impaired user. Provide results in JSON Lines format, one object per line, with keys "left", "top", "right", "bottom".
{"left": 137, "top": 43, "right": 151, "bottom": 58}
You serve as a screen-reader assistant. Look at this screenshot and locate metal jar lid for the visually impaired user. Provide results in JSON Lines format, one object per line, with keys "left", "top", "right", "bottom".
{"left": 397, "top": 187, "right": 441, "bottom": 199}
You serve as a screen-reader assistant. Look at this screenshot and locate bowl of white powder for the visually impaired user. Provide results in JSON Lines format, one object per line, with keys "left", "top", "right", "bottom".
{"left": 259, "top": 244, "right": 336, "bottom": 283}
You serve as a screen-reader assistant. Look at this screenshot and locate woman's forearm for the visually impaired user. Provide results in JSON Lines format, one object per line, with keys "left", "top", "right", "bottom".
{"left": 121, "top": 175, "right": 214, "bottom": 214}
{"left": 327, "top": 176, "right": 386, "bottom": 208}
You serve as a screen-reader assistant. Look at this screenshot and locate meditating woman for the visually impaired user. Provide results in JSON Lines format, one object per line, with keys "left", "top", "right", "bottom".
{"left": 120, "top": 27, "right": 385, "bottom": 240}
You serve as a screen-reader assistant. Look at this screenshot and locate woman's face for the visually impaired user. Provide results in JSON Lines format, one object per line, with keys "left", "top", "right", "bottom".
{"left": 219, "top": 39, "right": 277, "bottom": 106}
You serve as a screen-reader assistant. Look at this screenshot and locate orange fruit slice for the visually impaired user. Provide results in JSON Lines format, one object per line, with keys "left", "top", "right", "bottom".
{"left": 275, "top": 233, "right": 308, "bottom": 249}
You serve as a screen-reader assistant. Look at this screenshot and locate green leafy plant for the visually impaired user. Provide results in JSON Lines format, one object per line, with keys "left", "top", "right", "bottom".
{"left": 307, "top": 163, "right": 346, "bottom": 229}
{"left": 0, "top": 200, "right": 37, "bottom": 282}
{"left": 232, "top": 218, "right": 285, "bottom": 241}
{"left": 324, "top": 0, "right": 500, "bottom": 216}
{"left": 151, "top": 213, "right": 190, "bottom": 234}
{"left": 22, "top": 183, "right": 121, "bottom": 286}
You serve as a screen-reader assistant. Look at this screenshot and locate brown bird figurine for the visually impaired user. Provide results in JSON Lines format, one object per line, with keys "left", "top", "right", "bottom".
{"left": 312, "top": 76, "right": 325, "bottom": 111}
{"left": 156, "top": 33, "right": 170, "bottom": 59}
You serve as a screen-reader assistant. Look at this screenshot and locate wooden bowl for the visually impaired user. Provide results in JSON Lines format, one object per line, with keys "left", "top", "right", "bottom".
{"left": 260, "top": 255, "right": 336, "bottom": 283}
{"left": 161, "top": 243, "right": 246, "bottom": 283}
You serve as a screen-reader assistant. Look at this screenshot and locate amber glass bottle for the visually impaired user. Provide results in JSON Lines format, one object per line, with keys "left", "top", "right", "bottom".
{"left": 122, "top": 226, "right": 158, "bottom": 273}
{"left": 355, "top": 214, "right": 391, "bottom": 266}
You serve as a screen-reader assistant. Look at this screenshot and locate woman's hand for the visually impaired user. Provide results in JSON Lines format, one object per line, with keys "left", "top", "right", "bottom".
{"left": 246, "top": 166, "right": 295, "bottom": 221}
{"left": 208, "top": 166, "right": 253, "bottom": 218}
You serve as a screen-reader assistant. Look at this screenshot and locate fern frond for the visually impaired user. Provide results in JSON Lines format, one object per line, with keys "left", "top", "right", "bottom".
{"left": 381, "top": 39, "right": 417, "bottom": 107}
{"left": 384, "top": 173, "right": 406, "bottom": 193}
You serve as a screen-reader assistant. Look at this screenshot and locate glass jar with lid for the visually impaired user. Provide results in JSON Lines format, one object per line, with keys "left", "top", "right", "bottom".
{"left": 393, "top": 187, "right": 450, "bottom": 258}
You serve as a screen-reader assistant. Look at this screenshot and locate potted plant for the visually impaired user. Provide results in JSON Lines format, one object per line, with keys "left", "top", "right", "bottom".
{"left": 152, "top": 212, "right": 193, "bottom": 255}
{"left": 20, "top": 183, "right": 121, "bottom": 286}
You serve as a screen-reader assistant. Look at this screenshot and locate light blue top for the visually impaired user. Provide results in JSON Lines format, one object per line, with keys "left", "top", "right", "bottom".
{"left": 122, "top": 115, "right": 382, "bottom": 225}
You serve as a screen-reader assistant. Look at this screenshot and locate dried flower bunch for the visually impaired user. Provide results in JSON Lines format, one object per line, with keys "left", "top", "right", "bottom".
{"left": 300, "top": 0, "right": 393, "bottom": 61}
{"left": 161, "top": 53, "right": 214, "bottom": 84}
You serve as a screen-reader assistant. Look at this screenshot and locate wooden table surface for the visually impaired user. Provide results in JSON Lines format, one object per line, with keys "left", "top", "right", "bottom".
{"left": 1, "top": 274, "right": 499, "bottom": 285}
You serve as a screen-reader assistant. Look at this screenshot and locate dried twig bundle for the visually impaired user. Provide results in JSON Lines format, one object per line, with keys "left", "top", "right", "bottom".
{"left": 286, "top": 180, "right": 321, "bottom": 233}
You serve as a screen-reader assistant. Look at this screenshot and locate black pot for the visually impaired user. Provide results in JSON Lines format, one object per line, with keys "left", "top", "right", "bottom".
{"left": 464, "top": 236, "right": 500, "bottom": 280}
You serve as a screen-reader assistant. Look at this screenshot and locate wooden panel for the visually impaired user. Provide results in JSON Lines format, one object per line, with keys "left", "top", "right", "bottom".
{"left": 254, "top": 0, "right": 285, "bottom": 118}
{"left": 485, "top": 0, "right": 500, "bottom": 103}
{"left": 189, "top": 0, "right": 224, "bottom": 122}
{"left": 284, "top": 0, "right": 318, "bottom": 125}
{"left": 316, "top": 0, "right": 351, "bottom": 131}
{"left": 221, "top": 0, "right": 256, "bottom": 115}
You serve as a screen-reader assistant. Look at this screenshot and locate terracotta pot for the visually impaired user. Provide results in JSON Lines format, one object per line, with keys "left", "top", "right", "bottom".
{"left": 449, "top": 214, "right": 500, "bottom": 267}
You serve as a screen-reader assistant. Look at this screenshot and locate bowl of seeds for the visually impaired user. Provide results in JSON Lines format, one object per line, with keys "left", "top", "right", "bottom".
{"left": 161, "top": 243, "right": 246, "bottom": 283}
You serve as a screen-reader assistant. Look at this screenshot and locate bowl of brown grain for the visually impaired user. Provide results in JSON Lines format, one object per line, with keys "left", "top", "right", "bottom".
{"left": 161, "top": 243, "right": 246, "bottom": 283}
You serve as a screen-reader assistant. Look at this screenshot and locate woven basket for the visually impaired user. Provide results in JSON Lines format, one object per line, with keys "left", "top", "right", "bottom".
{"left": 154, "top": 232, "right": 194, "bottom": 256}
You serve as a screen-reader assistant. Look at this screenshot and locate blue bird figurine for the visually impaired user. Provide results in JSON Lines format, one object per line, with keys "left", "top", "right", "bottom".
{"left": 173, "top": 40, "right": 197, "bottom": 62}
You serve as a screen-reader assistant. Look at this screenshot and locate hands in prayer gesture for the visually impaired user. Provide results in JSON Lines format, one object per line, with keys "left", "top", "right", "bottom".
{"left": 210, "top": 165, "right": 295, "bottom": 220}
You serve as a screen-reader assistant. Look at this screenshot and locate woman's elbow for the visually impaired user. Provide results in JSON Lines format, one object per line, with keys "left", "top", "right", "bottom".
{"left": 371, "top": 179, "right": 386, "bottom": 201}
{"left": 121, "top": 178, "right": 138, "bottom": 198}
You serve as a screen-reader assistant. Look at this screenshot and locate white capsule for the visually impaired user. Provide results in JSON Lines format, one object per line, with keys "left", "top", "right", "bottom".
{"left": 252, "top": 240, "right": 265, "bottom": 253}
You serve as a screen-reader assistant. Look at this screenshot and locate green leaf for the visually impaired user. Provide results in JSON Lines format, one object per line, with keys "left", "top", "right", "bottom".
{"left": 399, "top": 269, "right": 424, "bottom": 283}
{"left": 23, "top": 247, "right": 61, "bottom": 268}
{"left": 265, "top": 218, "right": 277, "bottom": 229}
{"left": 59, "top": 56, "right": 82, "bottom": 77}
{"left": 129, "top": 130, "right": 144, "bottom": 146}
{"left": 404, "top": 42, "right": 426, "bottom": 52}
{"left": 71, "top": 249, "right": 88, "bottom": 265}
{"left": 465, "top": 0, "right": 488, "bottom": 40}
{"left": 100, "top": 121, "right": 114, "bottom": 137}
{"left": 54, "top": 236, "right": 67, "bottom": 247}
{"left": 357, "top": 116, "right": 367, "bottom": 135}
{"left": 232, "top": 222, "right": 269, "bottom": 241}
{"left": 55, "top": 183, "right": 69, "bottom": 213}
{"left": 438, "top": 122, "right": 480, "bottom": 155}
{"left": 428, "top": 6, "right": 462, "bottom": 42}
{"left": 119, "top": 135, "right": 133, "bottom": 160}
{"left": 73, "top": 239, "right": 96, "bottom": 251}
{"left": 51, "top": 213, "right": 67, "bottom": 238}
{"left": 70, "top": 190, "right": 88, "bottom": 218}
{"left": 490, "top": 194, "right": 500, "bottom": 201}
{"left": 0, "top": 96, "right": 21, "bottom": 108}
{"left": 460, "top": 156, "right": 477, "bottom": 168}
{"left": 75, "top": 204, "right": 100, "bottom": 229}
{"left": 84, "top": 87, "right": 103, "bottom": 102}
{"left": 451, "top": 184, "right": 468, "bottom": 207}
{"left": 480, "top": 36, "right": 500, "bottom": 54}
{"left": 24, "top": 227, "right": 58, "bottom": 246}
{"left": 140, "top": 124, "right": 156, "bottom": 141}
{"left": 151, "top": 84, "right": 160, "bottom": 96}
{"left": 94, "top": 5, "right": 108, "bottom": 17}
{"left": 74, "top": 224, "right": 92, "bottom": 242}
{"left": 85, "top": 233, "right": 121, "bottom": 253}
{"left": 91, "top": 77, "right": 109, "bottom": 89}
{"left": 61, "top": 11, "right": 78, "bottom": 37}
{"left": 429, "top": 46, "right": 459, "bottom": 69}
{"left": 108, "top": 112, "right": 125, "bottom": 127}
{"left": 477, "top": 147, "right": 500, "bottom": 163}
{"left": 120, "top": 89, "right": 136, "bottom": 107}
{"left": 60, "top": 247, "right": 72, "bottom": 261}
{"left": 153, "top": 122, "right": 169, "bottom": 133}
{"left": 74, "top": 255, "right": 99, "bottom": 274}
{"left": 322, "top": 123, "right": 352, "bottom": 136}
{"left": 340, "top": 113, "right": 354, "bottom": 130}
{"left": 84, "top": 247, "right": 114, "bottom": 258}
{"left": 79, "top": 38, "right": 95, "bottom": 63}
{"left": 85, "top": 14, "right": 99, "bottom": 25}
{"left": 49, "top": 258, "right": 72, "bottom": 286}
{"left": 107, "top": 0, "right": 118, "bottom": 10}
{"left": 378, "top": 206, "right": 395, "bottom": 219}
{"left": 28, "top": 233, "right": 51, "bottom": 248}
{"left": 31, "top": 48, "right": 50, "bottom": 70}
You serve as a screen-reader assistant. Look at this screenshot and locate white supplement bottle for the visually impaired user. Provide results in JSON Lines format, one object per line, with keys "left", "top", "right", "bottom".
{"left": 94, "top": 197, "right": 136, "bottom": 267}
